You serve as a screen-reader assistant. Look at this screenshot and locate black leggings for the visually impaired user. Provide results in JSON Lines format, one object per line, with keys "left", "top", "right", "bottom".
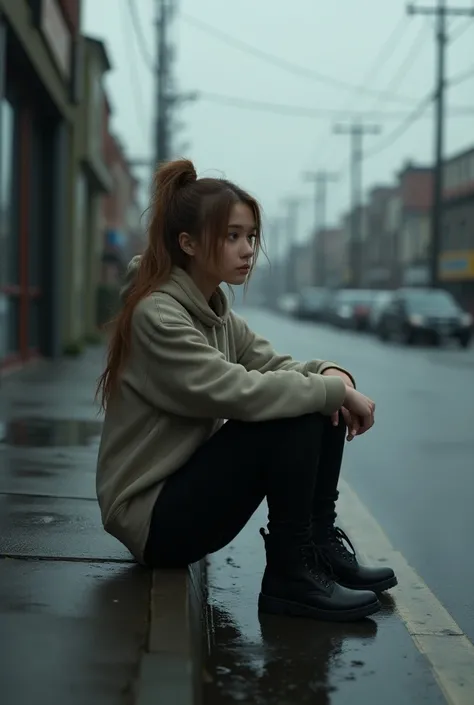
{"left": 144, "top": 413, "right": 346, "bottom": 568}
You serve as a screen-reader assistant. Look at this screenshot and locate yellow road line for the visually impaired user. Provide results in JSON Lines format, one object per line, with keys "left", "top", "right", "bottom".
{"left": 339, "top": 479, "right": 474, "bottom": 705}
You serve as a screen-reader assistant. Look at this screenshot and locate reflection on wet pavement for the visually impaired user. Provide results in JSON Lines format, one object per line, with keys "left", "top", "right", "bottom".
{"left": 4, "top": 418, "right": 102, "bottom": 448}
{"left": 204, "top": 506, "right": 446, "bottom": 705}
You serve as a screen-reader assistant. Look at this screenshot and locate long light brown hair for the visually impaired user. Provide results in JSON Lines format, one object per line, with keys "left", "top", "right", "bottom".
{"left": 96, "top": 158, "right": 262, "bottom": 410}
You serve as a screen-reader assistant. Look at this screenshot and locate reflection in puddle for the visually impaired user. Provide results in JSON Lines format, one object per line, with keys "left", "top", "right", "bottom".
{"left": 205, "top": 598, "right": 379, "bottom": 705}
{"left": 4, "top": 418, "right": 103, "bottom": 448}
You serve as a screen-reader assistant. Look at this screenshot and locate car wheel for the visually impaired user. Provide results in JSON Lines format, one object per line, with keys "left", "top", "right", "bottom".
{"left": 458, "top": 334, "right": 471, "bottom": 349}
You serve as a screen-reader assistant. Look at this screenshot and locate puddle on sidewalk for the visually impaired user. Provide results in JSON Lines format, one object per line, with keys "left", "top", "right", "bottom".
{"left": 203, "top": 507, "right": 446, "bottom": 705}
{"left": 3, "top": 418, "right": 103, "bottom": 448}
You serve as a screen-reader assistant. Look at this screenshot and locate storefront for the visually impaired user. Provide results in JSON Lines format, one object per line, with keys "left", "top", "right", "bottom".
{"left": 0, "top": 0, "right": 79, "bottom": 371}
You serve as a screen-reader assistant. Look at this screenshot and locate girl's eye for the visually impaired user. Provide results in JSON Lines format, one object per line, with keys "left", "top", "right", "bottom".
{"left": 228, "top": 232, "right": 239, "bottom": 240}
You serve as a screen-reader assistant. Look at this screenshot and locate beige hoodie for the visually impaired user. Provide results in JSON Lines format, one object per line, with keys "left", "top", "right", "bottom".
{"left": 96, "top": 257, "right": 349, "bottom": 563}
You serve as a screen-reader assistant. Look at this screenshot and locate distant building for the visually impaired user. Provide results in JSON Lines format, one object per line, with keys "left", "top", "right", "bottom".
{"left": 363, "top": 186, "right": 398, "bottom": 289}
{"left": 440, "top": 147, "right": 474, "bottom": 313}
{"left": 397, "top": 162, "right": 433, "bottom": 287}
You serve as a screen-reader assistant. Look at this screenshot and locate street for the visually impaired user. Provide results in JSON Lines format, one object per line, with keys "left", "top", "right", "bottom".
{"left": 204, "top": 307, "right": 474, "bottom": 705}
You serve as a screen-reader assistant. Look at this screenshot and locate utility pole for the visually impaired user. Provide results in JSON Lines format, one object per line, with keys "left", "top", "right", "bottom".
{"left": 282, "top": 198, "right": 303, "bottom": 293}
{"left": 333, "top": 123, "right": 381, "bottom": 288}
{"left": 303, "top": 171, "right": 338, "bottom": 286}
{"left": 408, "top": 1, "right": 474, "bottom": 288}
{"left": 155, "top": 0, "right": 171, "bottom": 165}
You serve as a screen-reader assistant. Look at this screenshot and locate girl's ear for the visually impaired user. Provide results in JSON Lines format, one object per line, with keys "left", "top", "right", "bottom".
{"left": 178, "top": 232, "right": 196, "bottom": 257}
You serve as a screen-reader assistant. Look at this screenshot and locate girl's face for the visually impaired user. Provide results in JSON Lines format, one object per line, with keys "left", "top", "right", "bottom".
{"left": 219, "top": 202, "right": 257, "bottom": 285}
{"left": 190, "top": 202, "right": 257, "bottom": 290}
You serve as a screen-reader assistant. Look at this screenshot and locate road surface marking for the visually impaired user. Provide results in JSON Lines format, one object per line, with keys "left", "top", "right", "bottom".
{"left": 339, "top": 479, "right": 474, "bottom": 705}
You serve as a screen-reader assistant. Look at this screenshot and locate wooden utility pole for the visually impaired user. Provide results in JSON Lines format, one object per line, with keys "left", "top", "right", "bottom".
{"left": 333, "top": 123, "right": 381, "bottom": 288}
{"left": 408, "top": 1, "right": 474, "bottom": 287}
{"left": 303, "top": 171, "right": 338, "bottom": 285}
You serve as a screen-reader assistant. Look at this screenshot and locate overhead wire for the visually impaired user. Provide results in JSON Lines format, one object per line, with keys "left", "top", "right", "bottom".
{"left": 120, "top": 0, "right": 148, "bottom": 136}
{"left": 126, "top": 0, "right": 155, "bottom": 71}
{"left": 363, "top": 93, "right": 434, "bottom": 160}
{"left": 180, "top": 12, "right": 419, "bottom": 106}
{"left": 336, "top": 14, "right": 411, "bottom": 115}
{"left": 364, "top": 19, "right": 430, "bottom": 116}
{"left": 198, "top": 89, "right": 474, "bottom": 120}
{"left": 305, "top": 13, "right": 411, "bottom": 170}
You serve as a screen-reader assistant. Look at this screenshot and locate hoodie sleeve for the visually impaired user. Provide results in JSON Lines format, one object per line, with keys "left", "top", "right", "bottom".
{"left": 231, "top": 312, "right": 355, "bottom": 384}
{"left": 127, "top": 298, "right": 347, "bottom": 422}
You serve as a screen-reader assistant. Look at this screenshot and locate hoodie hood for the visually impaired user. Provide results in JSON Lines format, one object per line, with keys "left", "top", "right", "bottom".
{"left": 121, "top": 255, "right": 230, "bottom": 328}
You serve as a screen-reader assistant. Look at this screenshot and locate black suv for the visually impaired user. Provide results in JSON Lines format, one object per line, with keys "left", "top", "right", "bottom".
{"left": 376, "top": 288, "right": 473, "bottom": 348}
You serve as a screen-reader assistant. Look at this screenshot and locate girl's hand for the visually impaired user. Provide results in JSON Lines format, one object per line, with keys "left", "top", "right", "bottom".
{"left": 322, "top": 368, "right": 356, "bottom": 429}
{"left": 343, "top": 387, "right": 375, "bottom": 435}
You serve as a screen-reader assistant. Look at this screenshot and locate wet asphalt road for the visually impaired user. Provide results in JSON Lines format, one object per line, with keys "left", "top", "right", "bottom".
{"left": 204, "top": 307, "right": 474, "bottom": 704}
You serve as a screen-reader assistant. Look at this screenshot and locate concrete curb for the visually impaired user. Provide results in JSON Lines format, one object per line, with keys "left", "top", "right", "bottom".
{"left": 135, "top": 560, "right": 207, "bottom": 705}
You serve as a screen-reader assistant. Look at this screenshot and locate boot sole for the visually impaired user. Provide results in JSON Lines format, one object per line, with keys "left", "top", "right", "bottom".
{"left": 258, "top": 593, "right": 381, "bottom": 622}
{"left": 339, "top": 575, "right": 398, "bottom": 594}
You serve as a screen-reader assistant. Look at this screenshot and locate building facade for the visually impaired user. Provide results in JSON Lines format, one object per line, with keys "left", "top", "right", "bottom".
{"left": 440, "top": 147, "right": 474, "bottom": 313}
{"left": 0, "top": 0, "right": 82, "bottom": 371}
{"left": 61, "top": 35, "right": 112, "bottom": 351}
{"left": 363, "top": 186, "right": 398, "bottom": 289}
{"left": 397, "top": 163, "right": 433, "bottom": 287}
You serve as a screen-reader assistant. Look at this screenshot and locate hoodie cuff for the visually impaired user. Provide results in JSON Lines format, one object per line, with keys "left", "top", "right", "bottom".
{"left": 318, "top": 361, "right": 356, "bottom": 388}
{"left": 321, "top": 375, "right": 347, "bottom": 416}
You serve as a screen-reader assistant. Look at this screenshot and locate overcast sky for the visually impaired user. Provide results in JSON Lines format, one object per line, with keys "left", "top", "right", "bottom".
{"left": 83, "top": 0, "right": 473, "bottom": 255}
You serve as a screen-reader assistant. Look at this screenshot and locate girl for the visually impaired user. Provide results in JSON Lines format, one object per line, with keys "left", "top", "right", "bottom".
{"left": 96, "top": 159, "right": 397, "bottom": 623}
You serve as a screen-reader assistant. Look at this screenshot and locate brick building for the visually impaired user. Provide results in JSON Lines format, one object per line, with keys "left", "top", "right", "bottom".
{"left": 440, "top": 147, "right": 474, "bottom": 313}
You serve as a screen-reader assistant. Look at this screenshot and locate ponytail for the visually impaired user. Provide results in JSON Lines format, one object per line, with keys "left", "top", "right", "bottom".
{"left": 96, "top": 158, "right": 197, "bottom": 410}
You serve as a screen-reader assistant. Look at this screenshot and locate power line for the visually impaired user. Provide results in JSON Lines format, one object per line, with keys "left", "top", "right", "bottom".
{"left": 364, "top": 92, "right": 434, "bottom": 158}
{"left": 337, "top": 14, "right": 411, "bottom": 115}
{"left": 448, "top": 62, "right": 474, "bottom": 87}
{"left": 121, "top": 0, "right": 148, "bottom": 126}
{"left": 198, "top": 89, "right": 474, "bottom": 119}
{"left": 366, "top": 20, "right": 430, "bottom": 115}
{"left": 359, "top": 61, "right": 474, "bottom": 159}
{"left": 126, "top": 0, "right": 155, "bottom": 71}
{"left": 449, "top": 17, "right": 472, "bottom": 42}
{"left": 181, "top": 12, "right": 419, "bottom": 106}
{"left": 305, "top": 14, "right": 411, "bottom": 169}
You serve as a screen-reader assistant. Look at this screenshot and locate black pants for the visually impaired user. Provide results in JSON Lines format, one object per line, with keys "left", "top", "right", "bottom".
{"left": 144, "top": 413, "right": 345, "bottom": 568}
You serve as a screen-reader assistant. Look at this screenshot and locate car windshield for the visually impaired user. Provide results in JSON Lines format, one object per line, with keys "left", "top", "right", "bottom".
{"left": 404, "top": 290, "right": 460, "bottom": 314}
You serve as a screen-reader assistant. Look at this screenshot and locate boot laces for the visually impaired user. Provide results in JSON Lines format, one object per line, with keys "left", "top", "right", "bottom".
{"left": 300, "top": 542, "right": 335, "bottom": 588}
{"left": 327, "top": 526, "right": 357, "bottom": 564}
{"left": 260, "top": 528, "right": 334, "bottom": 589}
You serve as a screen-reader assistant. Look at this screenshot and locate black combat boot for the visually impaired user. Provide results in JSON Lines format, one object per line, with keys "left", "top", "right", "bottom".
{"left": 258, "top": 528, "right": 381, "bottom": 622}
{"left": 315, "top": 525, "right": 398, "bottom": 593}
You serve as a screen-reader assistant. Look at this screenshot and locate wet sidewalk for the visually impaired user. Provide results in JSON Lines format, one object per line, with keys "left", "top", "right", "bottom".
{"left": 0, "top": 349, "right": 151, "bottom": 705}
{"left": 203, "top": 504, "right": 468, "bottom": 705}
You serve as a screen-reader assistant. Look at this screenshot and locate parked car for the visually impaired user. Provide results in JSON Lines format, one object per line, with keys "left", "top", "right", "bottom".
{"left": 276, "top": 293, "right": 299, "bottom": 317}
{"left": 329, "top": 289, "right": 380, "bottom": 330}
{"left": 376, "top": 288, "right": 473, "bottom": 347}
{"left": 368, "top": 290, "right": 394, "bottom": 332}
{"left": 294, "top": 287, "right": 331, "bottom": 321}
